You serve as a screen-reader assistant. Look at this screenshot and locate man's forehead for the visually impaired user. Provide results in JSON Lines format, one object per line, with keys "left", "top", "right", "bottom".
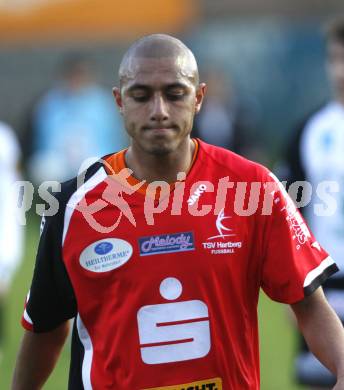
{"left": 123, "top": 56, "right": 196, "bottom": 83}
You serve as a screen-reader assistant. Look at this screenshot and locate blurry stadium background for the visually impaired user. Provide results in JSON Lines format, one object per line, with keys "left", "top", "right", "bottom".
{"left": 1, "top": 0, "right": 343, "bottom": 388}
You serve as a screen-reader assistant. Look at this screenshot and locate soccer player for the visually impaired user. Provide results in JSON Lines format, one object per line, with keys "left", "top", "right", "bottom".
{"left": 0, "top": 121, "right": 23, "bottom": 356}
{"left": 286, "top": 18, "right": 344, "bottom": 389}
{"left": 12, "top": 34, "right": 344, "bottom": 390}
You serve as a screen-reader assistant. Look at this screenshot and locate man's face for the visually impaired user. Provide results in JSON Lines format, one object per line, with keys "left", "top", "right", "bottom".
{"left": 327, "top": 40, "right": 344, "bottom": 95}
{"left": 114, "top": 57, "right": 205, "bottom": 155}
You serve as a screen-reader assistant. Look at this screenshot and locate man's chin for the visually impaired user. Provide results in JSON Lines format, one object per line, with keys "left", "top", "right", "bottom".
{"left": 146, "top": 143, "right": 175, "bottom": 156}
{"left": 141, "top": 134, "right": 177, "bottom": 155}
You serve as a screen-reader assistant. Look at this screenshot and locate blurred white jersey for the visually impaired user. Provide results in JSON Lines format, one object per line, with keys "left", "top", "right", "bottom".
{"left": 0, "top": 121, "right": 23, "bottom": 291}
{"left": 301, "top": 101, "right": 344, "bottom": 277}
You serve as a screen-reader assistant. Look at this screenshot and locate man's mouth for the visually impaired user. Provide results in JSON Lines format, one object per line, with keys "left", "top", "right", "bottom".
{"left": 143, "top": 126, "right": 176, "bottom": 133}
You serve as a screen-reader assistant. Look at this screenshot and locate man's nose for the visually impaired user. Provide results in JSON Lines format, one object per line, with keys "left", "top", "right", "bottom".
{"left": 150, "top": 94, "right": 169, "bottom": 122}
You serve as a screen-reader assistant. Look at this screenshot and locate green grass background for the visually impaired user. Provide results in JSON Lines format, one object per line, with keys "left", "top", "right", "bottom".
{"left": 0, "top": 217, "right": 304, "bottom": 389}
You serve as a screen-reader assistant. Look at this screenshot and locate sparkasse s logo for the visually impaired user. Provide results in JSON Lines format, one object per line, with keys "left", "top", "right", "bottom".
{"left": 187, "top": 183, "right": 207, "bottom": 206}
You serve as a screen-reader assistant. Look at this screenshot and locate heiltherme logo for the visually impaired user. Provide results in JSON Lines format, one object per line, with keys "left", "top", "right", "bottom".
{"left": 94, "top": 241, "right": 113, "bottom": 255}
{"left": 139, "top": 232, "right": 195, "bottom": 256}
{"left": 80, "top": 238, "right": 133, "bottom": 272}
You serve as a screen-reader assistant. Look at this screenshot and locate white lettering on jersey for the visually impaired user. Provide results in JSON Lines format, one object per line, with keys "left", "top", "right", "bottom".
{"left": 202, "top": 209, "right": 242, "bottom": 255}
{"left": 187, "top": 183, "right": 207, "bottom": 206}
{"left": 269, "top": 172, "right": 311, "bottom": 248}
{"left": 137, "top": 277, "right": 211, "bottom": 364}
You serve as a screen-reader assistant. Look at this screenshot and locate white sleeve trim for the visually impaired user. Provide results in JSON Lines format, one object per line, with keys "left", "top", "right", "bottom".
{"left": 23, "top": 291, "right": 33, "bottom": 325}
{"left": 303, "top": 256, "right": 335, "bottom": 288}
{"left": 77, "top": 314, "right": 93, "bottom": 390}
{"left": 63, "top": 167, "right": 107, "bottom": 245}
{"left": 23, "top": 308, "right": 33, "bottom": 325}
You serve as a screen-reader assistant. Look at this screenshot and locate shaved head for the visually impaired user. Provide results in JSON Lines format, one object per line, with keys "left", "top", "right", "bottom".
{"left": 119, "top": 34, "right": 199, "bottom": 88}
{"left": 112, "top": 33, "right": 206, "bottom": 160}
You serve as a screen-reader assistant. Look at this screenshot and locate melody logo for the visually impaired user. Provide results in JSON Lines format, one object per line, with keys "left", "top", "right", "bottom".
{"left": 139, "top": 232, "right": 195, "bottom": 256}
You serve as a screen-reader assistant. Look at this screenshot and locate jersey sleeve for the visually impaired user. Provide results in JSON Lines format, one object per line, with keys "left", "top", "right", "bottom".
{"left": 260, "top": 170, "right": 338, "bottom": 304}
{"left": 22, "top": 208, "right": 77, "bottom": 332}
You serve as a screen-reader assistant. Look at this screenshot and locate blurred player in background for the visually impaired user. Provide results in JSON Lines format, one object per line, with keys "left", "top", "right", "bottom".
{"left": 193, "top": 68, "right": 265, "bottom": 163}
{"left": 12, "top": 34, "right": 344, "bottom": 390}
{"left": 27, "top": 54, "right": 128, "bottom": 184}
{"left": 0, "top": 121, "right": 23, "bottom": 358}
{"left": 286, "top": 17, "right": 344, "bottom": 389}
{"left": 193, "top": 68, "right": 248, "bottom": 152}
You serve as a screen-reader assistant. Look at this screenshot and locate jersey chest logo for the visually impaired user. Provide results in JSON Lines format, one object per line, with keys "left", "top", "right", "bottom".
{"left": 138, "top": 232, "right": 195, "bottom": 256}
{"left": 79, "top": 238, "right": 133, "bottom": 273}
{"left": 202, "top": 209, "right": 243, "bottom": 255}
{"left": 137, "top": 277, "right": 211, "bottom": 364}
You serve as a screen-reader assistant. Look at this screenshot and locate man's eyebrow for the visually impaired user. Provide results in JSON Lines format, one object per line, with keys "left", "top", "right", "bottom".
{"left": 165, "top": 82, "right": 189, "bottom": 89}
{"left": 126, "top": 82, "right": 190, "bottom": 93}
{"left": 126, "top": 84, "right": 151, "bottom": 93}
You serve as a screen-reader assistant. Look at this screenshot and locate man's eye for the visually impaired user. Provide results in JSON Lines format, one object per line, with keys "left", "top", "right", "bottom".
{"left": 166, "top": 91, "right": 185, "bottom": 100}
{"left": 132, "top": 95, "right": 149, "bottom": 102}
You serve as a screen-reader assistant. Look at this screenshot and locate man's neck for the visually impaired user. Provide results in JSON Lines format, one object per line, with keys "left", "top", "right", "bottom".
{"left": 125, "top": 138, "right": 195, "bottom": 183}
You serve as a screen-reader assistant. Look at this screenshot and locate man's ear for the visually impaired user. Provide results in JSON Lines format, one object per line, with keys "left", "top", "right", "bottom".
{"left": 113, "top": 87, "right": 123, "bottom": 113}
{"left": 195, "top": 83, "right": 206, "bottom": 114}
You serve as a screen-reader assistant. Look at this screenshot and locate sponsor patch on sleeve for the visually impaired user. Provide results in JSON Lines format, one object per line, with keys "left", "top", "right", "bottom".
{"left": 143, "top": 377, "right": 222, "bottom": 390}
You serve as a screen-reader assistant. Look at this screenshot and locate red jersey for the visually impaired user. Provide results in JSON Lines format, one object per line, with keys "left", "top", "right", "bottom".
{"left": 22, "top": 139, "right": 337, "bottom": 389}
